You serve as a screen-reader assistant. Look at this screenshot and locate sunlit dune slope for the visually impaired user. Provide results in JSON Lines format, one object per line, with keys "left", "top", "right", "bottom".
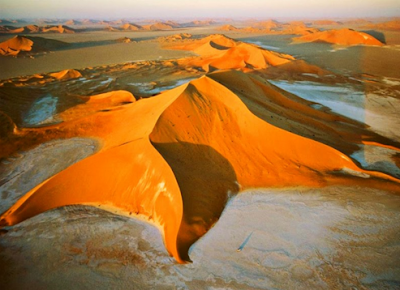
{"left": 0, "top": 87, "right": 187, "bottom": 263}
{"left": 120, "top": 23, "right": 142, "bottom": 31}
{"left": 293, "top": 28, "right": 383, "bottom": 46}
{"left": 49, "top": 69, "right": 82, "bottom": 80}
{"left": 0, "top": 35, "right": 70, "bottom": 56}
{"left": 1, "top": 71, "right": 399, "bottom": 264}
{"left": 167, "top": 34, "right": 295, "bottom": 72}
{"left": 0, "top": 24, "right": 75, "bottom": 34}
{"left": 0, "top": 35, "right": 33, "bottom": 56}
{"left": 149, "top": 73, "right": 399, "bottom": 260}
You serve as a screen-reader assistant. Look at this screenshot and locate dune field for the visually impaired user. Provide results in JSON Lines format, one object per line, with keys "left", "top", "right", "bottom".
{"left": 1, "top": 15, "right": 400, "bottom": 289}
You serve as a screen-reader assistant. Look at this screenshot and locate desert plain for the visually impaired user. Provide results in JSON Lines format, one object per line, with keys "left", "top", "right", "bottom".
{"left": 0, "top": 15, "right": 400, "bottom": 290}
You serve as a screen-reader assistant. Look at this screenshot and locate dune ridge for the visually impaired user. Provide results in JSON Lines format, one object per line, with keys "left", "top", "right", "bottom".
{"left": 0, "top": 24, "right": 75, "bottom": 34}
{"left": 0, "top": 35, "right": 33, "bottom": 56}
{"left": 218, "top": 21, "right": 319, "bottom": 35}
{"left": 166, "top": 34, "right": 295, "bottom": 72}
{"left": 293, "top": 28, "right": 384, "bottom": 46}
{"left": 1, "top": 69, "right": 399, "bottom": 263}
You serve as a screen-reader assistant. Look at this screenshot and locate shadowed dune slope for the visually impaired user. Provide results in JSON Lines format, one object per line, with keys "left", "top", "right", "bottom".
{"left": 293, "top": 28, "right": 384, "bottom": 46}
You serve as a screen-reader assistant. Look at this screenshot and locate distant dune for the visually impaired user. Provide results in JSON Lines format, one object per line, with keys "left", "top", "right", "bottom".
{"left": 166, "top": 34, "right": 295, "bottom": 72}
{"left": 0, "top": 24, "right": 75, "bottom": 34}
{"left": 293, "top": 28, "right": 383, "bottom": 46}
{"left": 0, "top": 35, "right": 70, "bottom": 56}
{"left": 218, "top": 21, "right": 318, "bottom": 35}
{"left": 120, "top": 23, "right": 142, "bottom": 31}
{"left": 142, "top": 22, "right": 174, "bottom": 31}
{"left": 0, "top": 35, "right": 33, "bottom": 56}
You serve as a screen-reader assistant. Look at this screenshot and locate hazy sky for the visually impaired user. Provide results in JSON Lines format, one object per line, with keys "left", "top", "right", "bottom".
{"left": 1, "top": 0, "right": 399, "bottom": 19}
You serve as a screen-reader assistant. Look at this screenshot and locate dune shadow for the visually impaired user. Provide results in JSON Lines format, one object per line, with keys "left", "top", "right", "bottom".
{"left": 151, "top": 141, "right": 240, "bottom": 262}
{"left": 361, "top": 30, "right": 386, "bottom": 44}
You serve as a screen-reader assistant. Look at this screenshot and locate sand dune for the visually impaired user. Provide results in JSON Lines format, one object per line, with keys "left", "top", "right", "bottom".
{"left": 165, "top": 34, "right": 295, "bottom": 72}
{"left": 0, "top": 35, "right": 33, "bottom": 56}
{"left": 120, "top": 23, "right": 142, "bottom": 31}
{"left": 142, "top": 22, "right": 174, "bottom": 31}
{"left": 1, "top": 68, "right": 399, "bottom": 263}
{"left": 0, "top": 35, "right": 70, "bottom": 57}
{"left": 49, "top": 69, "right": 82, "bottom": 80}
{"left": 0, "top": 24, "right": 75, "bottom": 34}
{"left": 218, "top": 21, "right": 318, "bottom": 35}
{"left": 0, "top": 87, "right": 187, "bottom": 263}
{"left": 293, "top": 28, "right": 384, "bottom": 46}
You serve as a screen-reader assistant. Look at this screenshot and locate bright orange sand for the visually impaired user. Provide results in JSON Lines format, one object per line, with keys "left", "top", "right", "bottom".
{"left": 293, "top": 28, "right": 384, "bottom": 46}
{"left": 166, "top": 34, "right": 295, "bottom": 72}
{"left": 1, "top": 66, "right": 399, "bottom": 264}
{"left": 0, "top": 35, "right": 33, "bottom": 56}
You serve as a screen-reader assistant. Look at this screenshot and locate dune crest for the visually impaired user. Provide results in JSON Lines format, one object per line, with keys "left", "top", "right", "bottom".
{"left": 166, "top": 34, "right": 295, "bottom": 72}
{"left": 0, "top": 87, "right": 188, "bottom": 263}
{"left": 293, "top": 28, "right": 383, "bottom": 46}
{"left": 0, "top": 24, "right": 75, "bottom": 34}
{"left": 49, "top": 69, "right": 82, "bottom": 80}
{"left": 0, "top": 35, "right": 33, "bottom": 56}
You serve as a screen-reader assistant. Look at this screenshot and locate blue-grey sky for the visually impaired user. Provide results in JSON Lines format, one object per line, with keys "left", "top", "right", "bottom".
{"left": 1, "top": 0, "right": 399, "bottom": 19}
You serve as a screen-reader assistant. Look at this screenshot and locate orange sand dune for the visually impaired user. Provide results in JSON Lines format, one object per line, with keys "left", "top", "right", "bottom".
{"left": 218, "top": 22, "right": 318, "bottom": 35}
{"left": 120, "top": 23, "right": 142, "bottom": 31}
{"left": 0, "top": 35, "right": 69, "bottom": 57}
{"left": 167, "top": 34, "right": 294, "bottom": 72}
{"left": 143, "top": 22, "right": 174, "bottom": 31}
{"left": 0, "top": 35, "right": 33, "bottom": 56}
{"left": 49, "top": 69, "right": 82, "bottom": 80}
{"left": 218, "top": 24, "right": 239, "bottom": 31}
{"left": 41, "top": 25, "right": 75, "bottom": 34}
{"left": 149, "top": 74, "right": 400, "bottom": 260}
{"left": 293, "top": 28, "right": 383, "bottom": 46}
{"left": 1, "top": 70, "right": 398, "bottom": 264}
{"left": 0, "top": 24, "right": 75, "bottom": 34}
{"left": 0, "top": 88, "right": 186, "bottom": 263}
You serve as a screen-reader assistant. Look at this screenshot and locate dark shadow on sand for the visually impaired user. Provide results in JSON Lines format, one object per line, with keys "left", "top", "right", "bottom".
{"left": 151, "top": 141, "right": 240, "bottom": 262}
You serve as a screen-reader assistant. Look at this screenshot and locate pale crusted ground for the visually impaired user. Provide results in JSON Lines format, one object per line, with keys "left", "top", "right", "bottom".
{"left": 1, "top": 186, "right": 399, "bottom": 290}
